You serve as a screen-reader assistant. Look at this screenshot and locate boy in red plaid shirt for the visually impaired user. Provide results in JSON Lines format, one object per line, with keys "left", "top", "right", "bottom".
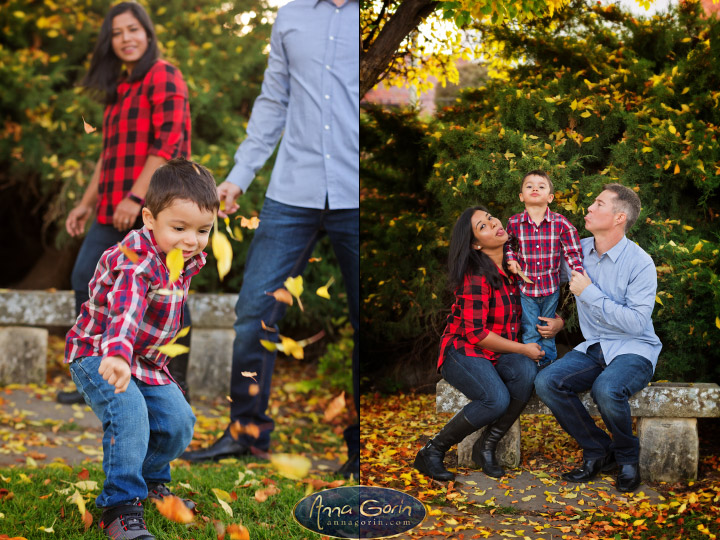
{"left": 505, "top": 170, "right": 584, "bottom": 367}
{"left": 65, "top": 158, "right": 219, "bottom": 540}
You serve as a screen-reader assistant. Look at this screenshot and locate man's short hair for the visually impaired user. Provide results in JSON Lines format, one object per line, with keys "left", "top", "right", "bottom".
{"left": 145, "top": 158, "right": 220, "bottom": 217}
{"left": 521, "top": 170, "right": 554, "bottom": 193}
{"left": 603, "top": 183, "right": 641, "bottom": 232}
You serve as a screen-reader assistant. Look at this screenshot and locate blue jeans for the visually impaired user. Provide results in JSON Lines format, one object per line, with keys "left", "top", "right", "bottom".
{"left": 229, "top": 198, "right": 359, "bottom": 453}
{"left": 520, "top": 290, "right": 559, "bottom": 367}
{"left": 534, "top": 344, "right": 654, "bottom": 464}
{"left": 440, "top": 348, "right": 538, "bottom": 428}
{"left": 70, "top": 356, "right": 195, "bottom": 508}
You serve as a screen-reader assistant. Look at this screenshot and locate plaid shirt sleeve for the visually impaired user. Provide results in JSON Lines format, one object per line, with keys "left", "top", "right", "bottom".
{"left": 559, "top": 216, "right": 584, "bottom": 273}
{"left": 457, "top": 274, "right": 491, "bottom": 345}
{"left": 147, "top": 62, "right": 191, "bottom": 160}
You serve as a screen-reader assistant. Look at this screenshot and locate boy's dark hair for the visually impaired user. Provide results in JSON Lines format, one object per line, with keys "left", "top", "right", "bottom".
{"left": 521, "top": 170, "right": 554, "bottom": 193}
{"left": 603, "top": 183, "right": 642, "bottom": 232}
{"left": 82, "top": 2, "right": 160, "bottom": 104}
{"left": 145, "top": 158, "right": 220, "bottom": 217}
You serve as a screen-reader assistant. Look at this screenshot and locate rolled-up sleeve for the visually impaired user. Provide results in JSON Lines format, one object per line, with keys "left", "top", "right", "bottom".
{"left": 148, "top": 64, "right": 190, "bottom": 160}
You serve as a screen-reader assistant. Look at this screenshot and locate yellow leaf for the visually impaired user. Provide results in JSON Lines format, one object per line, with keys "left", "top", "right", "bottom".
{"left": 316, "top": 276, "right": 335, "bottom": 300}
{"left": 655, "top": 295, "right": 663, "bottom": 306}
{"left": 580, "top": 111, "right": 592, "bottom": 118}
{"left": 668, "top": 124, "right": 677, "bottom": 134}
{"left": 212, "top": 229, "right": 233, "bottom": 281}
{"left": 617, "top": 513, "right": 632, "bottom": 520}
{"left": 716, "top": 316, "right": 720, "bottom": 330}
{"left": 211, "top": 488, "right": 233, "bottom": 503}
{"left": 674, "top": 163, "right": 680, "bottom": 174}
{"left": 212, "top": 489, "right": 234, "bottom": 517}
{"left": 68, "top": 490, "right": 86, "bottom": 518}
{"left": 570, "top": 99, "right": 578, "bottom": 111}
{"left": 683, "top": 225, "right": 694, "bottom": 231}
{"left": 641, "top": 147, "right": 653, "bottom": 153}
{"left": 260, "top": 339, "right": 277, "bottom": 352}
{"left": 280, "top": 335, "right": 304, "bottom": 359}
{"left": 155, "top": 343, "right": 190, "bottom": 357}
{"left": 583, "top": 136, "right": 593, "bottom": 142}
{"left": 270, "top": 453, "right": 312, "bottom": 480}
{"left": 166, "top": 248, "right": 184, "bottom": 283}
{"left": 633, "top": 519, "right": 645, "bottom": 526}
{"left": 681, "top": 87, "right": 690, "bottom": 94}
{"left": 284, "top": 275, "right": 304, "bottom": 311}
{"left": 173, "top": 326, "right": 190, "bottom": 342}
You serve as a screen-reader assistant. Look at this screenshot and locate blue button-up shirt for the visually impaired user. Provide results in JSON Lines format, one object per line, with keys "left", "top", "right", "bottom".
{"left": 573, "top": 236, "right": 662, "bottom": 369}
{"left": 225, "top": 0, "right": 359, "bottom": 210}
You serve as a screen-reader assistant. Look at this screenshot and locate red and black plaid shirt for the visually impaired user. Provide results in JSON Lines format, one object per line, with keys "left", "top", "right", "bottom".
{"left": 505, "top": 208, "right": 584, "bottom": 297}
{"left": 438, "top": 270, "right": 522, "bottom": 370}
{"left": 96, "top": 60, "right": 191, "bottom": 224}
{"left": 65, "top": 227, "right": 205, "bottom": 386}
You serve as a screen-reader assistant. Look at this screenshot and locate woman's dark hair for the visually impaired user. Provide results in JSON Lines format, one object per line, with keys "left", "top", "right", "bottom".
{"left": 82, "top": 2, "right": 160, "bottom": 104}
{"left": 447, "top": 206, "right": 508, "bottom": 291}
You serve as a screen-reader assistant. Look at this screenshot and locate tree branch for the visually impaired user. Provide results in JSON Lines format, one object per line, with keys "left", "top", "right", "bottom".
{"left": 360, "top": 0, "right": 439, "bottom": 97}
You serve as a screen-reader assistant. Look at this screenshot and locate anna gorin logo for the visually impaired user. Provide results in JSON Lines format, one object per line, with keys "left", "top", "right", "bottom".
{"left": 293, "top": 485, "right": 426, "bottom": 539}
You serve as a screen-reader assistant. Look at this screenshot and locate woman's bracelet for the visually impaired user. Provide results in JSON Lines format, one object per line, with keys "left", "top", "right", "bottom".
{"left": 127, "top": 193, "right": 145, "bottom": 206}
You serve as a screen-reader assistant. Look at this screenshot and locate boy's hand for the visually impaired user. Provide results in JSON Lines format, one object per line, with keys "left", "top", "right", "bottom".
{"left": 521, "top": 342, "right": 545, "bottom": 362}
{"left": 507, "top": 260, "right": 521, "bottom": 275}
{"left": 99, "top": 356, "right": 131, "bottom": 394}
{"left": 569, "top": 269, "right": 592, "bottom": 297}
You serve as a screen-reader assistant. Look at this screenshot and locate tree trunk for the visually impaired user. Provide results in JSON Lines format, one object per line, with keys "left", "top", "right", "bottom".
{"left": 360, "top": 0, "right": 439, "bottom": 98}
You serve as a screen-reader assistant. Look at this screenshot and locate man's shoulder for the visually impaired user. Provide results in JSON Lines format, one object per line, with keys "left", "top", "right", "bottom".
{"left": 623, "top": 237, "right": 655, "bottom": 265}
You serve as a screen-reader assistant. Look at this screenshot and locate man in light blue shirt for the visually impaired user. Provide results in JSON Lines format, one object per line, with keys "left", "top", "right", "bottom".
{"left": 182, "top": 0, "right": 359, "bottom": 477}
{"left": 535, "top": 183, "right": 661, "bottom": 493}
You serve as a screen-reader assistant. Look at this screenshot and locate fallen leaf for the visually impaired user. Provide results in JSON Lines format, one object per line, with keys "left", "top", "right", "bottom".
{"left": 316, "top": 276, "right": 335, "bottom": 300}
{"left": 152, "top": 495, "right": 194, "bottom": 524}
{"left": 241, "top": 371, "right": 257, "bottom": 382}
{"left": 284, "top": 275, "right": 304, "bottom": 311}
{"left": 154, "top": 343, "right": 190, "bottom": 357}
{"left": 324, "top": 391, "right": 346, "bottom": 422}
{"left": 266, "top": 288, "right": 293, "bottom": 305}
{"left": 212, "top": 228, "right": 233, "bottom": 281}
{"left": 226, "top": 523, "right": 250, "bottom": 540}
{"left": 239, "top": 216, "right": 260, "bottom": 229}
{"left": 166, "top": 248, "right": 184, "bottom": 283}
{"left": 270, "top": 453, "right": 311, "bottom": 480}
{"left": 255, "top": 484, "right": 280, "bottom": 502}
{"left": 82, "top": 116, "right": 96, "bottom": 134}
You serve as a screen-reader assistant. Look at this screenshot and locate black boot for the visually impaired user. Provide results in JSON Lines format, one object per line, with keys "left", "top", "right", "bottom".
{"left": 414, "top": 413, "right": 477, "bottom": 481}
{"left": 472, "top": 398, "right": 528, "bottom": 478}
{"left": 167, "top": 326, "right": 191, "bottom": 404}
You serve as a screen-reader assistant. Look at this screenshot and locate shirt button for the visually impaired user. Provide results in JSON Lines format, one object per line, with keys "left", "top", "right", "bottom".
{"left": 537, "top": 262, "right": 540, "bottom": 265}
{"left": 324, "top": 125, "right": 330, "bottom": 130}
{"left": 335, "top": 8, "right": 340, "bottom": 12}
{"left": 325, "top": 65, "right": 331, "bottom": 70}
{"left": 324, "top": 94, "right": 330, "bottom": 100}
{"left": 536, "top": 245, "right": 539, "bottom": 248}
{"left": 329, "top": 36, "right": 335, "bottom": 40}
{"left": 325, "top": 154, "right": 331, "bottom": 159}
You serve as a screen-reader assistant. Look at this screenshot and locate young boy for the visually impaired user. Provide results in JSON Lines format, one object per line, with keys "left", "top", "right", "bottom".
{"left": 505, "top": 170, "right": 584, "bottom": 367}
{"left": 65, "top": 158, "right": 219, "bottom": 540}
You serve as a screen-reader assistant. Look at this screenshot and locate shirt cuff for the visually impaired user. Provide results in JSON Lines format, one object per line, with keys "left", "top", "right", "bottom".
{"left": 466, "top": 328, "right": 490, "bottom": 345}
{"left": 103, "top": 341, "right": 134, "bottom": 367}
{"left": 225, "top": 164, "right": 256, "bottom": 193}
{"left": 578, "top": 282, "right": 603, "bottom": 306}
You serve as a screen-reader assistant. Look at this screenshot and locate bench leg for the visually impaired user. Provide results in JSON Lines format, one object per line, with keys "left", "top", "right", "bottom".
{"left": 457, "top": 420, "right": 521, "bottom": 470}
{"left": 187, "top": 329, "right": 234, "bottom": 400}
{"left": 638, "top": 417, "right": 698, "bottom": 483}
{"left": 0, "top": 326, "right": 47, "bottom": 385}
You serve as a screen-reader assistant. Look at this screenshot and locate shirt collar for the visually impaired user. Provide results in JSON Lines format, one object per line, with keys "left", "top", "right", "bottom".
{"left": 520, "top": 207, "right": 552, "bottom": 224}
{"left": 589, "top": 235, "right": 628, "bottom": 263}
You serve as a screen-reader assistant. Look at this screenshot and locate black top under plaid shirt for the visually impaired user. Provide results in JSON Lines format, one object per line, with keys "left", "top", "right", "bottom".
{"left": 437, "top": 269, "right": 521, "bottom": 370}
{"left": 505, "top": 208, "right": 584, "bottom": 297}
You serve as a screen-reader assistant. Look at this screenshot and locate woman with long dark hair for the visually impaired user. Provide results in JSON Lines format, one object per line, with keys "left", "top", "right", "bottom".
{"left": 414, "top": 206, "right": 564, "bottom": 481}
{"left": 59, "top": 2, "right": 193, "bottom": 405}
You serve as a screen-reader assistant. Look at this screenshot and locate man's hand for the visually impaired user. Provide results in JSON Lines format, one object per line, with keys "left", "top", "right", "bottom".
{"left": 507, "top": 260, "right": 521, "bottom": 275}
{"left": 98, "top": 356, "right": 131, "bottom": 394}
{"left": 537, "top": 316, "right": 564, "bottom": 339}
{"left": 569, "top": 269, "right": 592, "bottom": 297}
{"left": 217, "top": 181, "right": 243, "bottom": 218}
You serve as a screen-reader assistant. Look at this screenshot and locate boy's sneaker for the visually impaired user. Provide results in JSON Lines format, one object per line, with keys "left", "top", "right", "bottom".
{"left": 147, "top": 482, "right": 196, "bottom": 511}
{"left": 100, "top": 498, "right": 155, "bottom": 540}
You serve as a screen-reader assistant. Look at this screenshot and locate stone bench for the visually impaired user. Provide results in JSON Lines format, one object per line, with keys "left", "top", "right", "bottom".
{"left": 436, "top": 379, "right": 720, "bottom": 483}
{"left": 0, "top": 290, "right": 238, "bottom": 400}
